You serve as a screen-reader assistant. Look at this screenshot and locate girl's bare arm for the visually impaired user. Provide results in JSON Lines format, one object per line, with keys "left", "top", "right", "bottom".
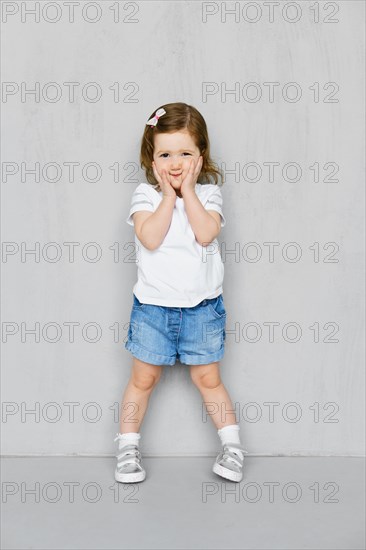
{"left": 132, "top": 194, "right": 176, "bottom": 251}
{"left": 182, "top": 188, "right": 221, "bottom": 246}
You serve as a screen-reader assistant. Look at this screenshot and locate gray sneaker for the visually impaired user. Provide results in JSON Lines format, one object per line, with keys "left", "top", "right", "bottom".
{"left": 114, "top": 435, "right": 146, "bottom": 483}
{"left": 213, "top": 443, "right": 248, "bottom": 482}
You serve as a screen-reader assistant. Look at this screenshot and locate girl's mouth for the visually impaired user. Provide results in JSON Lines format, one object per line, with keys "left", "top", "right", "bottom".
{"left": 171, "top": 173, "right": 182, "bottom": 177}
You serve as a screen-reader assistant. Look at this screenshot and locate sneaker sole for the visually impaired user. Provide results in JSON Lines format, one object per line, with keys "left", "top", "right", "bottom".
{"left": 115, "top": 470, "right": 146, "bottom": 483}
{"left": 213, "top": 462, "right": 243, "bottom": 483}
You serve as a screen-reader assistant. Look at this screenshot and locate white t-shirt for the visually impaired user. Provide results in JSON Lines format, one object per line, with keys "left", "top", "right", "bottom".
{"left": 126, "top": 182, "right": 226, "bottom": 307}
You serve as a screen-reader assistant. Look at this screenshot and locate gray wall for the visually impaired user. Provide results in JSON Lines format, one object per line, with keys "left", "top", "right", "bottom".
{"left": 2, "top": 1, "right": 364, "bottom": 457}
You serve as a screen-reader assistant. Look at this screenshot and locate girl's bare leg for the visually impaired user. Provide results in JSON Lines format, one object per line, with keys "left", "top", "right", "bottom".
{"left": 119, "top": 357, "right": 163, "bottom": 433}
{"left": 190, "top": 362, "right": 238, "bottom": 429}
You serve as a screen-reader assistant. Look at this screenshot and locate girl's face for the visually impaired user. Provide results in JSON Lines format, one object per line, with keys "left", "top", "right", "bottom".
{"left": 152, "top": 129, "right": 201, "bottom": 192}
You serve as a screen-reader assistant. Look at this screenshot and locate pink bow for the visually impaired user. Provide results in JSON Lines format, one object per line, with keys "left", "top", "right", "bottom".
{"left": 146, "top": 108, "right": 166, "bottom": 127}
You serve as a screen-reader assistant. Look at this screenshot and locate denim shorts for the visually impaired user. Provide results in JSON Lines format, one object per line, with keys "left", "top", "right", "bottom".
{"left": 125, "top": 293, "right": 226, "bottom": 366}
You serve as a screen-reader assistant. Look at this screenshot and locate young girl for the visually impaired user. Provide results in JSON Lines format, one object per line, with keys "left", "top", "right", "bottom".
{"left": 114, "top": 103, "right": 247, "bottom": 484}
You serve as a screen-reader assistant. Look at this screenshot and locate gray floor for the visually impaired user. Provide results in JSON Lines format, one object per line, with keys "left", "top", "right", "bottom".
{"left": 1, "top": 456, "right": 365, "bottom": 550}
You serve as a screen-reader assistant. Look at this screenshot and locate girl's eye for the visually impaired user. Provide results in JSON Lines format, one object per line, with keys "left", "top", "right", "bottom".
{"left": 159, "top": 152, "right": 192, "bottom": 158}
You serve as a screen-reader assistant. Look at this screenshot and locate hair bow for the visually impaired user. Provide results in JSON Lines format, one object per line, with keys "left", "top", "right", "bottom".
{"left": 146, "top": 108, "right": 166, "bottom": 128}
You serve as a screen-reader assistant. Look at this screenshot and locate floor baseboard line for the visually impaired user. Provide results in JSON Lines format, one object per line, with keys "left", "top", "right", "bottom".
{"left": 1, "top": 453, "right": 364, "bottom": 458}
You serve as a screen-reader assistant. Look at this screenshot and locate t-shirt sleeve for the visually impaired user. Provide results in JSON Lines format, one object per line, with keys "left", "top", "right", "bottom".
{"left": 126, "top": 185, "right": 155, "bottom": 226}
{"left": 204, "top": 186, "right": 226, "bottom": 228}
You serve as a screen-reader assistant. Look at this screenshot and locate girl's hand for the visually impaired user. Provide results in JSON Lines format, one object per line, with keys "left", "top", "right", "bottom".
{"left": 152, "top": 162, "right": 177, "bottom": 199}
{"left": 181, "top": 156, "right": 203, "bottom": 197}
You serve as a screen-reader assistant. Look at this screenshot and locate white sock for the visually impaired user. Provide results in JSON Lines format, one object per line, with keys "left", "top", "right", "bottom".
{"left": 217, "top": 424, "right": 244, "bottom": 460}
{"left": 116, "top": 432, "right": 141, "bottom": 449}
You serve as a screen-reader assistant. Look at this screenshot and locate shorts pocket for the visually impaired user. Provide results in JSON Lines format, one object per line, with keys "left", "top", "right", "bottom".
{"left": 207, "top": 295, "right": 226, "bottom": 319}
{"left": 128, "top": 308, "right": 141, "bottom": 343}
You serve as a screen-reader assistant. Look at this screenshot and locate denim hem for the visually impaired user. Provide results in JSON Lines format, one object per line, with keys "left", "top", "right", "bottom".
{"left": 178, "top": 348, "right": 225, "bottom": 365}
{"left": 125, "top": 342, "right": 176, "bottom": 366}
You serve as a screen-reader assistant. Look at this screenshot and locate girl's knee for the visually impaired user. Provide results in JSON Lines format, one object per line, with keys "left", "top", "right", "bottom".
{"left": 190, "top": 363, "right": 221, "bottom": 389}
{"left": 131, "top": 360, "right": 162, "bottom": 391}
{"left": 132, "top": 371, "right": 160, "bottom": 391}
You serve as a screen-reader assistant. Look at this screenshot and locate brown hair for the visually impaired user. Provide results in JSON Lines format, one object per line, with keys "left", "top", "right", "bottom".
{"left": 140, "top": 102, "right": 223, "bottom": 191}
